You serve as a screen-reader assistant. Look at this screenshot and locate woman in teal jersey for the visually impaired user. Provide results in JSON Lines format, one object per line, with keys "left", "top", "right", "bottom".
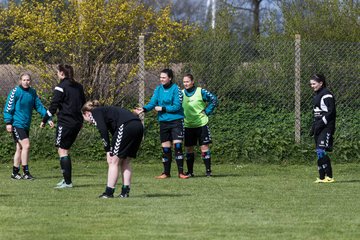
{"left": 182, "top": 74, "right": 218, "bottom": 177}
{"left": 134, "top": 69, "right": 189, "bottom": 179}
{"left": 3, "top": 73, "right": 53, "bottom": 180}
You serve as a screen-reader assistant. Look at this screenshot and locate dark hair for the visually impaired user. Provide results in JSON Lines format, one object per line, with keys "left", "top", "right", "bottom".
{"left": 58, "top": 64, "right": 74, "bottom": 81}
{"left": 161, "top": 68, "right": 174, "bottom": 80}
{"left": 82, "top": 100, "right": 101, "bottom": 113}
{"left": 184, "top": 73, "right": 194, "bottom": 81}
{"left": 311, "top": 73, "right": 327, "bottom": 87}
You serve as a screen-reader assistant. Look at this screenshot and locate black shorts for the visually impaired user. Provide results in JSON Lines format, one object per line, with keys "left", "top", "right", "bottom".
{"left": 12, "top": 127, "right": 29, "bottom": 142}
{"left": 55, "top": 124, "right": 82, "bottom": 149}
{"left": 159, "top": 119, "right": 184, "bottom": 143}
{"left": 184, "top": 125, "right": 212, "bottom": 147}
{"left": 111, "top": 120, "right": 144, "bottom": 158}
{"left": 314, "top": 126, "right": 334, "bottom": 152}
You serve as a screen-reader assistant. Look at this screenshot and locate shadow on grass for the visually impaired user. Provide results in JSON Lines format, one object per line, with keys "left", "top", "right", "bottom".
{"left": 0, "top": 194, "right": 12, "bottom": 197}
{"left": 75, "top": 183, "right": 104, "bottom": 188}
{"left": 335, "top": 179, "right": 360, "bottom": 183}
{"left": 143, "top": 193, "right": 191, "bottom": 198}
{"left": 204, "top": 173, "right": 242, "bottom": 178}
{"left": 39, "top": 174, "right": 96, "bottom": 179}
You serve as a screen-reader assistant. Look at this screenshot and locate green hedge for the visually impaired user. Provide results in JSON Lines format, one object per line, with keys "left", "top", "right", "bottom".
{"left": 1, "top": 100, "right": 359, "bottom": 164}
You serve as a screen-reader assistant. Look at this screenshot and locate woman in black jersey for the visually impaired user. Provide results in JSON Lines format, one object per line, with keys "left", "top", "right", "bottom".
{"left": 309, "top": 74, "right": 336, "bottom": 183}
{"left": 82, "top": 100, "right": 144, "bottom": 198}
{"left": 41, "top": 64, "right": 86, "bottom": 188}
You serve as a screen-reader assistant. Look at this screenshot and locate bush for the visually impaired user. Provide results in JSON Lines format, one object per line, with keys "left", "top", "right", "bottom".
{"left": 0, "top": 99, "right": 359, "bottom": 164}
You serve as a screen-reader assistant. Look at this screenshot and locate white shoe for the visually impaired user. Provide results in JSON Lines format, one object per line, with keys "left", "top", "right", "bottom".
{"left": 57, "top": 179, "right": 65, "bottom": 186}
{"left": 55, "top": 182, "right": 73, "bottom": 189}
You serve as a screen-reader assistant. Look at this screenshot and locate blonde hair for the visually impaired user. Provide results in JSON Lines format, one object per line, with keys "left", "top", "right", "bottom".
{"left": 82, "top": 100, "right": 101, "bottom": 113}
{"left": 20, "top": 73, "right": 31, "bottom": 81}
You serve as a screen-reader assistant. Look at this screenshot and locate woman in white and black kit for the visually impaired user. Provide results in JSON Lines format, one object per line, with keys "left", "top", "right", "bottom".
{"left": 82, "top": 100, "right": 144, "bottom": 198}
{"left": 41, "top": 64, "right": 86, "bottom": 188}
{"left": 309, "top": 74, "right": 336, "bottom": 183}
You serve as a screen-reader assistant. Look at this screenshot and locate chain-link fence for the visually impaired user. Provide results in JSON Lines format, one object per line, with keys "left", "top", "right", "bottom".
{"left": 1, "top": 35, "right": 359, "bottom": 161}
{"left": 173, "top": 36, "right": 359, "bottom": 139}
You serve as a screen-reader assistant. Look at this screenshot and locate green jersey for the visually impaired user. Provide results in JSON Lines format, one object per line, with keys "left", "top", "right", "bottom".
{"left": 182, "top": 87, "right": 208, "bottom": 128}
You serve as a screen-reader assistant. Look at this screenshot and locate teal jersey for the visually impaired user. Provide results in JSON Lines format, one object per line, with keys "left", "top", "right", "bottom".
{"left": 3, "top": 85, "right": 47, "bottom": 130}
{"left": 143, "top": 82, "right": 184, "bottom": 122}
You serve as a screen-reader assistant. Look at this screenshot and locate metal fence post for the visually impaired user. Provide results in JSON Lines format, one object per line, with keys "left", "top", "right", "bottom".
{"left": 294, "top": 34, "right": 301, "bottom": 144}
{"left": 138, "top": 34, "right": 145, "bottom": 124}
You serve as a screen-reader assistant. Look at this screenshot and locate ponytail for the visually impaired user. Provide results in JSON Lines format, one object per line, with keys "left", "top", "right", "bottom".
{"left": 82, "top": 100, "right": 101, "bottom": 113}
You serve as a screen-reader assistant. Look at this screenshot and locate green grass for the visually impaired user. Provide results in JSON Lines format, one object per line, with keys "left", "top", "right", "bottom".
{"left": 0, "top": 160, "right": 360, "bottom": 240}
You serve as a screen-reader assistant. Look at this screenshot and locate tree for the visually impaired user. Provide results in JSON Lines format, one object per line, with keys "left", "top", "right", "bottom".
{"left": 139, "top": 0, "right": 207, "bottom": 23}
{"left": 225, "top": 0, "right": 265, "bottom": 38}
{"left": 270, "top": 0, "right": 360, "bottom": 41}
{"left": 0, "top": 0, "right": 194, "bottom": 105}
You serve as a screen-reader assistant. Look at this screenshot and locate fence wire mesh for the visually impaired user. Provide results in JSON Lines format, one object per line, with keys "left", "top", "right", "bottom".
{"left": 0, "top": 36, "right": 359, "bottom": 146}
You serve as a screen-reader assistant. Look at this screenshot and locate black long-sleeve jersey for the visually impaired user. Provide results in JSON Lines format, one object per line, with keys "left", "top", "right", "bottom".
{"left": 43, "top": 78, "right": 86, "bottom": 127}
{"left": 90, "top": 106, "right": 141, "bottom": 152}
{"left": 312, "top": 87, "right": 336, "bottom": 133}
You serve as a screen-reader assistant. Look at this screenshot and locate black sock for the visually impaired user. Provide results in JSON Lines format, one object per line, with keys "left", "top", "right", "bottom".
{"left": 120, "top": 185, "right": 130, "bottom": 197}
{"left": 60, "top": 156, "right": 72, "bottom": 184}
{"left": 105, "top": 186, "right": 115, "bottom": 196}
{"left": 323, "top": 155, "right": 333, "bottom": 178}
{"left": 202, "top": 151, "right": 212, "bottom": 173}
{"left": 175, "top": 143, "right": 184, "bottom": 174}
{"left": 23, "top": 165, "right": 30, "bottom": 175}
{"left": 162, "top": 147, "right": 172, "bottom": 175}
{"left": 13, "top": 166, "right": 20, "bottom": 175}
{"left": 186, "top": 153, "right": 195, "bottom": 174}
{"left": 163, "top": 161, "right": 171, "bottom": 176}
{"left": 175, "top": 153, "right": 185, "bottom": 174}
{"left": 317, "top": 158, "right": 326, "bottom": 180}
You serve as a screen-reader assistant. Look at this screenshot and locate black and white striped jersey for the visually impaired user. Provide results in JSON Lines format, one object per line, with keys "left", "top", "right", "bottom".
{"left": 312, "top": 87, "right": 336, "bottom": 130}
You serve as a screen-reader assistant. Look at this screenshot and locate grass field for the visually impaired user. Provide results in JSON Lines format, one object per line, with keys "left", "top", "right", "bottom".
{"left": 0, "top": 160, "right": 359, "bottom": 240}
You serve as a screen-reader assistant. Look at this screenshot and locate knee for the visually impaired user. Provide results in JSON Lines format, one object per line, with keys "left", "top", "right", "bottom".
{"left": 58, "top": 148, "right": 68, "bottom": 156}
{"left": 174, "top": 143, "right": 183, "bottom": 160}
{"left": 316, "top": 148, "right": 326, "bottom": 160}
{"left": 174, "top": 143, "right": 182, "bottom": 153}
{"left": 107, "top": 156, "right": 119, "bottom": 166}
{"left": 19, "top": 138, "right": 30, "bottom": 150}
{"left": 200, "top": 145, "right": 209, "bottom": 152}
{"left": 162, "top": 147, "right": 171, "bottom": 162}
{"left": 21, "top": 142, "right": 30, "bottom": 150}
{"left": 16, "top": 143, "right": 22, "bottom": 151}
{"left": 185, "top": 146, "right": 194, "bottom": 153}
{"left": 121, "top": 158, "right": 131, "bottom": 168}
{"left": 201, "top": 150, "right": 211, "bottom": 159}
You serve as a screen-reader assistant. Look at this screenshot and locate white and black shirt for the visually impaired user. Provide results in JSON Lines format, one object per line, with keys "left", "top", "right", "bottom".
{"left": 313, "top": 87, "right": 336, "bottom": 131}
{"left": 43, "top": 78, "right": 86, "bottom": 127}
